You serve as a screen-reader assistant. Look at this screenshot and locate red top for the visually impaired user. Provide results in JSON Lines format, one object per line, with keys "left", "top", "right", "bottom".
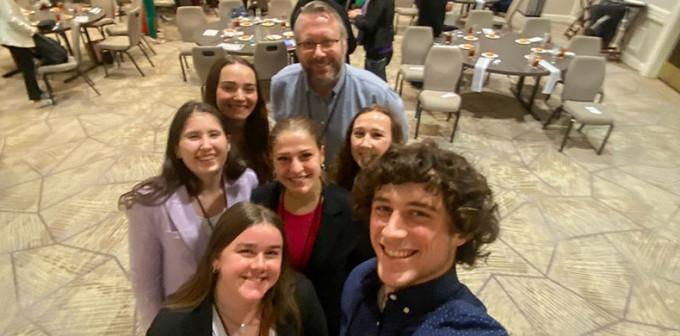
{"left": 277, "top": 197, "right": 323, "bottom": 271}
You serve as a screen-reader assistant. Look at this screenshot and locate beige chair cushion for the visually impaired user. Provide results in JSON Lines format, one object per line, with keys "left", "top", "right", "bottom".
{"left": 419, "top": 90, "right": 461, "bottom": 112}
{"left": 90, "top": 18, "right": 115, "bottom": 27}
{"left": 106, "top": 24, "right": 127, "bottom": 36}
{"left": 399, "top": 64, "right": 424, "bottom": 82}
{"left": 563, "top": 101, "right": 614, "bottom": 125}
{"left": 395, "top": 7, "right": 417, "bottom": 16}
{"left": 99, "top": 36, "right": 131, "bottom": 50}
{"left": 37, "top": 57, "right": 77, "bottom": 74}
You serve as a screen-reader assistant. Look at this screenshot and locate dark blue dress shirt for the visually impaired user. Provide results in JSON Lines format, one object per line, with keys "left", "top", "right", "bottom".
{"left": 340, "top": 259, "right": 508, "bottom": 336}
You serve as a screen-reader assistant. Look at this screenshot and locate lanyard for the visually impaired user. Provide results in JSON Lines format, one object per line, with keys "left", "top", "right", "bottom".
{"left": 305, "top": 75, "right": 347, "bottom": 137}
{"left": 195, "top": 185, "right": 227, "bottom": 230}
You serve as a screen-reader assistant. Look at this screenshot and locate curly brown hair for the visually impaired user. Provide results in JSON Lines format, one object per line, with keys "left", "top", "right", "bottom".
{"left": 352, "top": 141, "right": 499, "bottom": 266}
{"left": 332, "top": 104, "right": 405, "bottom": 191}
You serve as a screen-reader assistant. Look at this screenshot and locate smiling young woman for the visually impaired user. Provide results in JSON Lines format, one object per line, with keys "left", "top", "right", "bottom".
{"left": 146, "top": 202, "right": 328, "bottom": 336}
{"left": 119, "top": 101, "right": 259, "bottom": 330}
{"left": 251, "top": 116, "right": 373, "bottom": 335}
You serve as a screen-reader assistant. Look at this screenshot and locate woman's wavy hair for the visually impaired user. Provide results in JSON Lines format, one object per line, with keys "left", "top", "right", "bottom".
{"left": 118, "top": 101, "right": 247, "bottom": 209}
{"left": 352, "top": 141, "right": 499, "bottom": 267}
{"left": 332, "top": 104, "right": 404, "bottom": 191}
{"left": 204, "top": 56, "right": 273, "bottom": 183}
{"left": 163, "top": 202, "right": 301, "bottom": 335}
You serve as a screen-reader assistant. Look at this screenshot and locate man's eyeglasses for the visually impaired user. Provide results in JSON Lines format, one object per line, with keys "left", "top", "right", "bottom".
{"left": 296, "top": 39, "right": 340, "bottom": 52}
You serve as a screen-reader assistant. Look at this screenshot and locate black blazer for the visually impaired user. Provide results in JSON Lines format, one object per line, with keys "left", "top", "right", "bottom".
{"left": 353, "top": 0, "right": 394, "bottom": 59}
{"left": 416, "top": 0, "right": 447, "bottom": 37}
{"left": 147, "top": 274, "right": 327, "bottom": 336}
{"left": 251, "top": 182, "right": 373, "bottom": 335}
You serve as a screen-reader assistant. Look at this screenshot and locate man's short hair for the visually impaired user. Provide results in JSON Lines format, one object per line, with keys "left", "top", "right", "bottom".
{"left": 353, "top": 141, "right": 500, "bottom": 266}
{"left": 295, "top": 0, "right": 348, "bottom": 39}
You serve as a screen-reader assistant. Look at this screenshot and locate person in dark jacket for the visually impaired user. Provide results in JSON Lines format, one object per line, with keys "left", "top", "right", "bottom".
{"left": 415, "top": 0, "right": 454, "bottom": 37}
{"left": 147, "top": 202, "right": 328, "bottom": 336}
{"left": 348, "top": 0, "right": 394, "bottom": 81}
{"left": 291, "top": 0, "right": 357, "bottom": 60}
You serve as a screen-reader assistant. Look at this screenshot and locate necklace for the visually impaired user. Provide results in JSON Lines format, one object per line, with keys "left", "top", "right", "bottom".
{"left": 195, "top": 184, "right": 227, "bottom": 230}
{"left": 214, "top": 304, "right": 260, "bottom": 336}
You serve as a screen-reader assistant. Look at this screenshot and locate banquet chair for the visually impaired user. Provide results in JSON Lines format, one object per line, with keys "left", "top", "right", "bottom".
{"left": 218, "top": 0, "right": 243, "bottom": 23}
{"left": 521, "top": 17, "right": 551, "bottom": 37}
{"left": 543, "top": 56, "right": 614, "bottom": 154}
{"left": 98, "top": 8, "right": 155, "bottom": 77}
{"left": 394, "top": 0, "right": 418, "bottom": 34}
{"left": 89, "top": 0, "right": 118, "bottom": 37}
{"left": 394, "top": 26, "right": 433, "bottom": 96}
{"left": 492, "top": 0, "right": 522, "bottom": 30}
{"left": 267, "top": 0, "right": 293, "bottom": 18}
{"left": 568, "top": 35, "right": 602, "bottom": 56}
{"left": 177, "top": 6, "right": 208, "bottom": 82}
{"left": 106, "top": 0, "right": 157, "bottom": 55}
{"left": 414, "top": 45, "right": 464, "bottom": 142}
{"left": 254, "top": 41, "right": 288, "bottom": 100}
{"left": 465, "top": 10, "right": 494, "bottom": 30}
{"left": 37, "top": 21, "right": 100, "bottom": 104}
{"left": 192, "top": 46, "right": 227, "bottom": 95}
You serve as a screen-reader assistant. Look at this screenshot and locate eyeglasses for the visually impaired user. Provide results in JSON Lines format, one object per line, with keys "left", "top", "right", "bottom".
{"left": 296, "top": 39, "right": 340, "bottom": 52}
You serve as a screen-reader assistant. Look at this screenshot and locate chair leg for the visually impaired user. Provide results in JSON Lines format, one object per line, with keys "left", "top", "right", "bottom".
{"left": 142, "top": 36, "right": 157, "bottom": 55}
{"left": 559, "top": 118, "right": 574, "bottom": 152}
{"left": 543, "top": 105, "right": 562, "bottom": 129}
{"left": 450, "top": 111, "right": 461, "bottom": 143}
{"left": 102, "top": 56, "right": 110, "bottom": 77}
{"left": 577, "top": 123, "right": 585, "bottom": 132}
{"left": 78, "top": 69, "right": 101, "bottom": 96}
{"left": 124, "top": 51, "right": 145, "bottom": 77}
{"left": 394, "top": 72, "right": 400, "bottom": 91}
{"left": 414, "top": 101, "right": 422, "bottom": 139}
{"left": 597, "top": 124, "right": 614, "bottom": 155}
{"left": 138, "top": 45, "right": 155, "bottom": 67}
{"left": 179, "top": 54, "right": 187, "bottom": 82}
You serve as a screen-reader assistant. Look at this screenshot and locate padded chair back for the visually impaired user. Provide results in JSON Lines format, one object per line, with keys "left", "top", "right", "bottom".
{"left": 401, "top": 26, "right": 433, "bottom": 66}
{"left": 568, "top": 35, "right": 602, "bottom": 56}
{"left": 91, "top": 0, "right": 116, "bottom": 19}
{"left": 395, "top": 0, "right": 414, "bottom": 9}
{"left": 562, "top": 56, "right": 606, "bottom": 102}
{"left": 219, "top": 0, "right": 243, "bottom": 23}
{"left": 127, "top": 8, "right": 142, "bottom": 46}
{"left": 423, "top": 46, "right": 463, "bottom": 92}
{"left": 70, "top": 21, "right": 83, "bottom": 64}
{"left": 521, "top": 17, "right": 551, "bottom": 37}
{"left": 177, "top": 6, "right": 208, "bottom": 42}
{"left": 192, "top": 46, "right": 227, "bottom": 85}
{"left": 465, "top": 10, "right": 494, "bottom": 30}
{"left": 254, "top": 41, "right": 288, "bottom": 80}
{"left": 268, "top": 0, "right": 293, "bottom": 18}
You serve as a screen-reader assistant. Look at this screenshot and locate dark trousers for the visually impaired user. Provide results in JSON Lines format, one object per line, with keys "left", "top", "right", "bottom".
{"left": 365, "top": 51, "right": 392, "bottom": 82}
{"left": 6, "top": 45, "right": 42, "bottom": 101}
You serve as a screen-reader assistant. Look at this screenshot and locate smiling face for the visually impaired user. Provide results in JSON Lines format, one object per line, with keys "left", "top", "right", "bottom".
{"left": 212, "top": 222, "right": 283, "bottom": 302}
{"left": 175, "top": 111, "right": 230, "bottom": 183}
{"left": 272, "top": 130, "right": 324, "bottom": 196}
{"left": 215, "top": 63, "right": 258, "bottom": 121}
{"left": 295, "top": 12, "right": 346, "bottom": 90}
{"left": 370, "top": 183, "right": 467, "bottom": 292}
{"left": 350, "top": 111, "right": 394, "bottom": 168}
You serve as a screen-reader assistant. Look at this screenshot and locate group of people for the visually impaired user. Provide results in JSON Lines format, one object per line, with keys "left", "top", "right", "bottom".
{"left": 118, "top": 1, "right": 508, "bottom": 335}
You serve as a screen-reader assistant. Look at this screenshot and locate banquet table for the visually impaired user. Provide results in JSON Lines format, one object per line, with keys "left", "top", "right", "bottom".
{"left": 436, "top": 30, "right": 571, "bottom": 119}
{"left": 193, "top": 18, "right": 295, "bottom": 56}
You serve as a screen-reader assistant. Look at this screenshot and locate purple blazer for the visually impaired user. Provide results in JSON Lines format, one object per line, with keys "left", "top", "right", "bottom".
{"left": 126, "top": 169, "right": 258, "bottom": 330}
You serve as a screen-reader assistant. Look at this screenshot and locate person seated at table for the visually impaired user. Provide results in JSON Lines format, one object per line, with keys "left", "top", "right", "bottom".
{"left": 290, "top": 0, "right": 356, "bottom": 61}
{"left": 204, "top": 56, "right": 273, "bottom": 183}
{"left": 340, "top": 141, "right": 508, "bottom": 335}
{"left": 347, "top": 0, "right": 394, "bottom": 81}
{"left": 120, "top": 100, "right": 259, "bottom": 331}
{"left": 332, "top": 104, "right": 404, "bottom": 191}
{"left": 251, "top": 116, "right": 373, "bottom": 335}
{"left": 147, "top": 202, "right": 328, "bottom": 336}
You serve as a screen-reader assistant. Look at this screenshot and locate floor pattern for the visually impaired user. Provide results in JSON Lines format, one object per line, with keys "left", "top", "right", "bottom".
{"left": 1, "top": 9, "right": 679, "bottom": 336}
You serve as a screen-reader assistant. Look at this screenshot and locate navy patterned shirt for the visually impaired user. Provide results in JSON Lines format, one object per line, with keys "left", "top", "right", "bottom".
{"left": 340, "top": 259, "right": 508, "bottom": 336}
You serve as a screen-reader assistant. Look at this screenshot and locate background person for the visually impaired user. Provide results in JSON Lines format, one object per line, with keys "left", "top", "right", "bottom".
{"left": 251, "top": 116, "right": 372, "bottom": 335}
{"left": 415, "top": 0, "right": 455, "bottom": 37}
{"left": 204, "top": 56, "right": 273, "bottom": 184}
{"left": 332, "top": 104, "right": 404, "bottom": 191}
{"left": 271, "top": 0, "right": 407, "bottom": 164}
{"left": 120, "top": 101, "right": 259, "bottom": 330}
{"left": 147, "top": 202, "right": 328, "bottom": 336}
{"left": 347, "top": 0, "right": 394, "bottom": 81}
{"left": 340, "top": 141, "right": 508, "bottom": 335}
